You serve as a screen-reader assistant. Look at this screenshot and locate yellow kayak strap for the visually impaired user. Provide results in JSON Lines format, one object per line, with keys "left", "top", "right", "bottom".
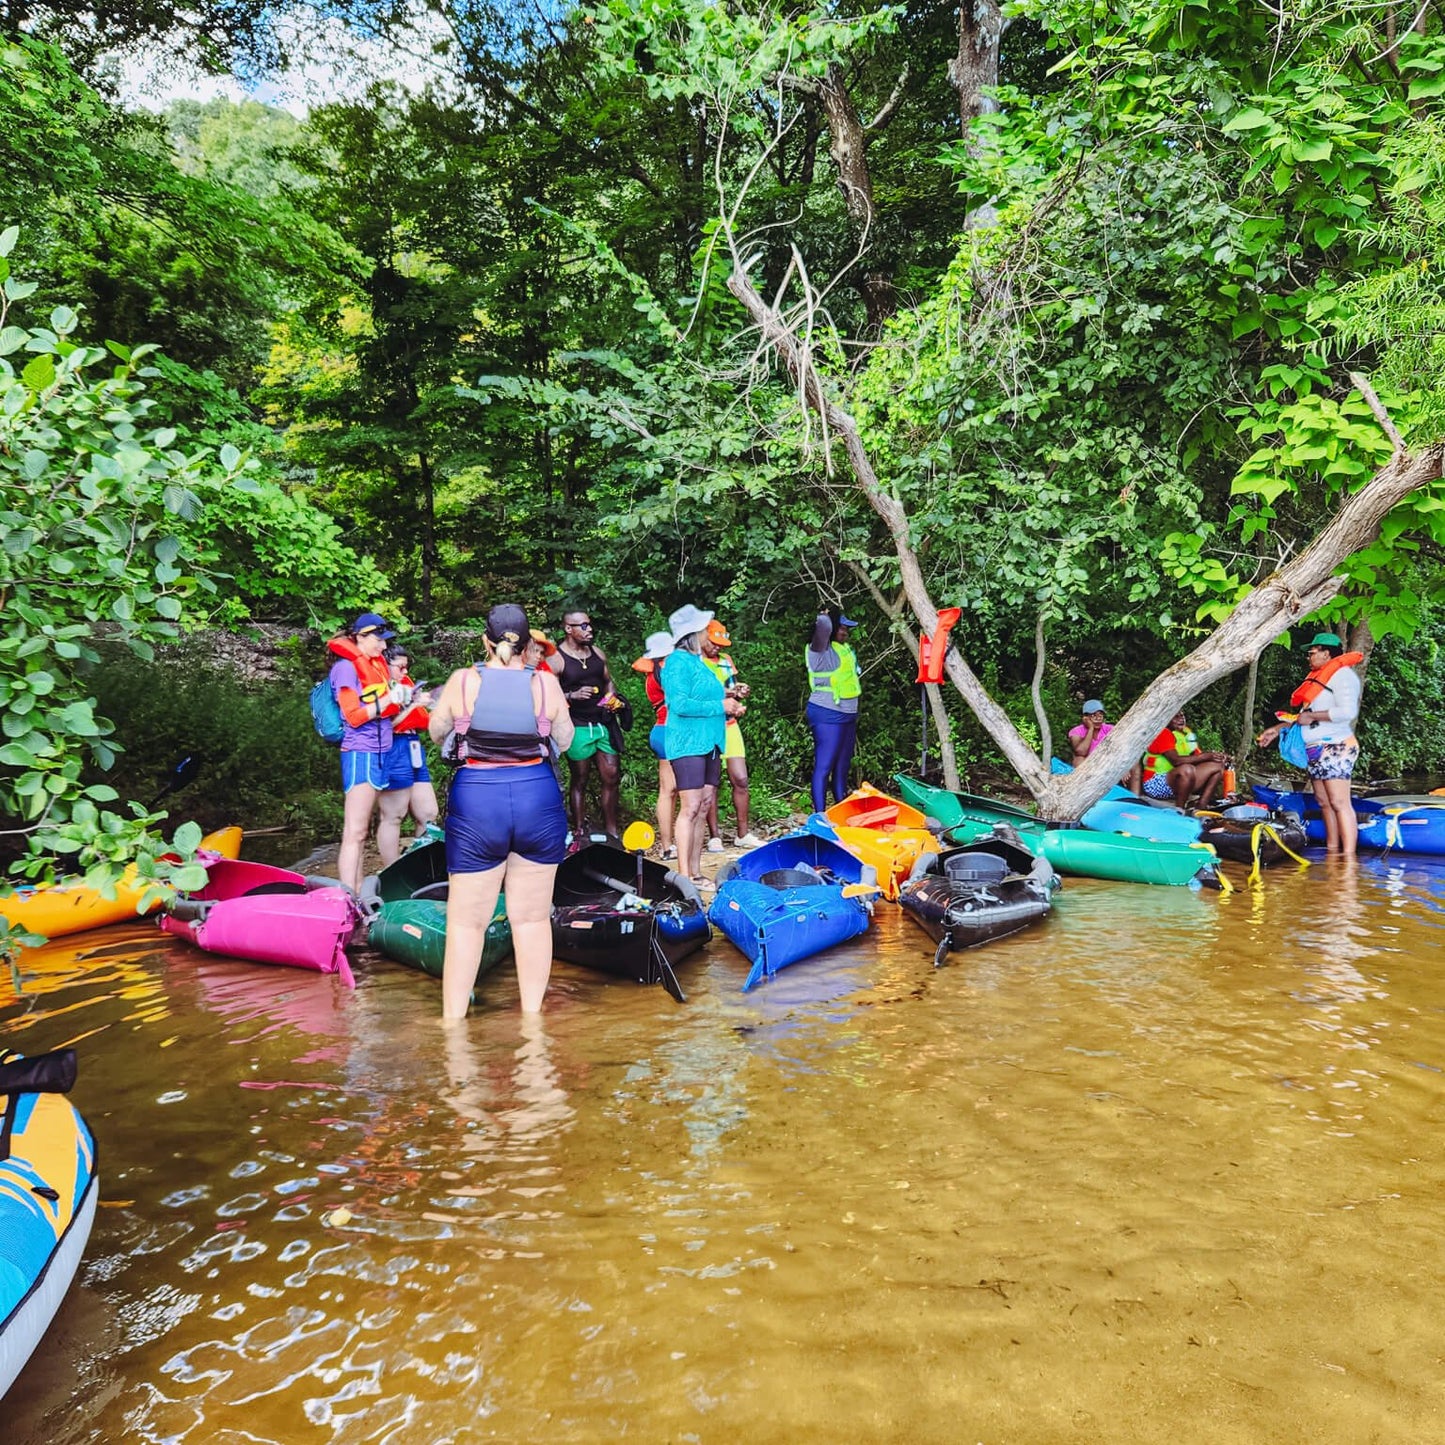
{"left": 1247, "top": 822, "right": 1311, "bottom": 884}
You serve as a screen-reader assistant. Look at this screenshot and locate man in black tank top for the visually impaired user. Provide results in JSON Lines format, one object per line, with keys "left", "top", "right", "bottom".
{"left": 556, "top": 608, "right": 622, "bottom": 837}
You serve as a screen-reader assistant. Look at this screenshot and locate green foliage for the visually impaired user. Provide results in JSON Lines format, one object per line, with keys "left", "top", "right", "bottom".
{"left": 84, "top": 649, "right": 345, "bottom": 848}
{"left": 0, "top": 247, "right": 241, "bottom": 853}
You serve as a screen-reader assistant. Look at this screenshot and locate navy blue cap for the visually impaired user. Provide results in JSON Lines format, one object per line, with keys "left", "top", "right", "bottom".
{"left": 350, "top": 611, "right": 396, "bottom": 639}
{"left": 837, "top": 614, "right": 860, "bottom": 629}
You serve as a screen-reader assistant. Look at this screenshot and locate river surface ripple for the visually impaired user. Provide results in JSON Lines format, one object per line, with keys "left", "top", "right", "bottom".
{"left": 5, "top": 851, "right": 1445, "bottom": 1443}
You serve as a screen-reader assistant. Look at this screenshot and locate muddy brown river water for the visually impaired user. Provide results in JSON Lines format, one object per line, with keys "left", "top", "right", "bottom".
{"left": 5, "top": 850, "right": 1445, "bottom": 1443}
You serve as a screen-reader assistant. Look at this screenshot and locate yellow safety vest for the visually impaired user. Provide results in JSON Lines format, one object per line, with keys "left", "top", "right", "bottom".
{"left": 1144, "top": 728, "right": 1197, "bottom": 777}
{"left": 806, "top": 642, "right": 861, "bottom": 701}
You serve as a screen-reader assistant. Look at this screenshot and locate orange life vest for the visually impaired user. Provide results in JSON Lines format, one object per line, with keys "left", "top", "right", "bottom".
{"left": 1290, "top": 651, "right": 1364, "bottom": 710}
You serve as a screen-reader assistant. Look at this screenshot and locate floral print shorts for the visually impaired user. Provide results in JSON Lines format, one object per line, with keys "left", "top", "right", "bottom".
{"left": 1307, "top": 737, "right": 1358, "bottom": 781}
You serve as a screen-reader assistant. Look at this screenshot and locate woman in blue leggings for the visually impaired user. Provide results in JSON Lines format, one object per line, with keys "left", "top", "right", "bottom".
{"left": 805, "top": 610, "right": 862, "bottom": 811}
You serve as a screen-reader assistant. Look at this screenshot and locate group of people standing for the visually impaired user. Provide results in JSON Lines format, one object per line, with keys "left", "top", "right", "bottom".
{"left": 324, "top": 600, "right": 873, "bottom": 1021}
{"left": 327, "top": 605, "right": 1365, "bottom": 1024}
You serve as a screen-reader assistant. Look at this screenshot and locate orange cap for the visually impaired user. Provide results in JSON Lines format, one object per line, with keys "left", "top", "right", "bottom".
{"left": 706, "top": 619, "right": 732, "bottom": 647}
{"left": 529, "top": 628, "right": 559, "bottom": 658}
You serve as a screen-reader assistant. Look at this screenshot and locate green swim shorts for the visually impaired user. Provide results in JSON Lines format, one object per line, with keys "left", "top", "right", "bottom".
{"left": 565, "top": 722, "right": 618, "bottom": 762}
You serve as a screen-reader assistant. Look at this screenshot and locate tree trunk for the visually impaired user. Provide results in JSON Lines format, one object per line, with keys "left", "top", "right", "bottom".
{"left": 785, "top": 65, "right": 898, "bottom": 330}
{"left": 416, "top": 450, "right": 436, "bottom": 621}
{"left": 950, "top": 1, "right": 1005, "bottom": 135}
{"left": 1030, "top": 608, "right": 1052, "bottom": 766}
{"left": 727, "top": 262, "right": 1445, "bottom": 817}
{"left": 1346, "top": 616, "right": 1376, "bottom": 681}
{"left": 1235, "top": 651, "right": 1260, "bottom": 767}
{"left": 925, "top": 682, "right": 962, "bottom": 789}
{"left": 949, "top": 3, "right": 1007, "bottom": 229}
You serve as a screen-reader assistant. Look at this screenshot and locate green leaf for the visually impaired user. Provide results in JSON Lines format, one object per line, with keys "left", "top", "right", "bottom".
{"left": 0, "top": 226, "right": 18, "bottom": 258}
{"left": 20, "top": 353, "right": 55, "bottom": 390}
{"left": 169, "top": 864, "right": 209, "bottom": 892}
{"left": 1223, "top": 107, "right": 1273, "bottom": 133}
{"left": 173, "top": 820, "right": 203, "bottom": 854}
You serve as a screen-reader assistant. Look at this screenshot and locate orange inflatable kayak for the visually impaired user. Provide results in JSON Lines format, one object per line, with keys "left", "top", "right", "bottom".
{"left": 0, "top": 827, "right": 244, "bottom": 940}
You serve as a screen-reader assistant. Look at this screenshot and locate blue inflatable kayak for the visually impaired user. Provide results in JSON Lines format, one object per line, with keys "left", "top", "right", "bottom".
{"left": 0, "top": 1050, "right": 98, "bottom": 1400}
{"left": 711, "top": 833, "right": 875, "bottom": 990}
{"left": 1049, "top": 758, "right": 1203, "bottom": 841}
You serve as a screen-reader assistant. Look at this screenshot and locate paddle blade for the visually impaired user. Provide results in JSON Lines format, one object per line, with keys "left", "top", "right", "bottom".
{"left": 623, "top": 820, "right": 656, "bottom": 852}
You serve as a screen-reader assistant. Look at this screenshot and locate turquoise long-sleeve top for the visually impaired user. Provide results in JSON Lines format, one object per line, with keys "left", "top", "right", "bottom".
{"left": 660, "top": 650, "right": 726, "bottom": 760}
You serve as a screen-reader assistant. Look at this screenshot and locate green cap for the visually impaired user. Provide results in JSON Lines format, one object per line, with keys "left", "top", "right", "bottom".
{"left": 1308, "top": 632, "right": 1342, "bottom": 648}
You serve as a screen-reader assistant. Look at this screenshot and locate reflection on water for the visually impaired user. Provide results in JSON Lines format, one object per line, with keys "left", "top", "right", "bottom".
{"left": 6, "top": 857, "right": 1445, "bottom": 1443}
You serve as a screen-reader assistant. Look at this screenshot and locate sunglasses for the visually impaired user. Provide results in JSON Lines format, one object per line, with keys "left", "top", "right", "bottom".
{"left": 566, "top": 621, "right": 594, "bottom": 629}
{"left": 357, "top": 627, "right": 382, "bottom": 637}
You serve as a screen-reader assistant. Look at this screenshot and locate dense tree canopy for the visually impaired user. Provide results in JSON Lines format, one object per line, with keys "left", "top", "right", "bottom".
{"left": 5, "top": 0, "right": 1445, "bottom": 894}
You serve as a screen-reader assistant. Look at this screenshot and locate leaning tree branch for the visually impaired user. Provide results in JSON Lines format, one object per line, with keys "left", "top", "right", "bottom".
{"left": 728, "top": 259, "right": 1445, "bottom": 814}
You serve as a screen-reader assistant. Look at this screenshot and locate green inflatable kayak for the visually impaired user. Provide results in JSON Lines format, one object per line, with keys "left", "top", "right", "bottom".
{"left": 894, "top": 774, "right": 1048, "bottom": 839}
{"left": 897, "top": 776, "right": 1221, "bottom": 887}
{"left": 364, "top": 836, "right": 514, "bottom": 985}
{"left": 367, "top": 897, "right": 513, "bottom": 982}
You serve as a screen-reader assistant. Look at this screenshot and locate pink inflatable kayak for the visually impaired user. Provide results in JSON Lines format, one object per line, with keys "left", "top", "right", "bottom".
{"left": 160, "top": 862, "right": 360, "bottom": 987}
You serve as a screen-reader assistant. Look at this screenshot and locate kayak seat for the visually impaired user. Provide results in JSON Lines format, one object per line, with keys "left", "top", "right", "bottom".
{"left": 846, "top": 804, "right": 898, "bottom": 829}
{"left": 412, "top": 881, "right": 450, "bottom": 903}
{"left": 943, "top": 853, "right": 1009, "bottom": 886}
{"left": 759, "top": 867, "right": 826, "bottom": 889}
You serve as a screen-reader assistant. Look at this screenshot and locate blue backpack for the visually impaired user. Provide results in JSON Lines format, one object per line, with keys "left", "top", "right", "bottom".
{"left": 310, "top": 677, "right": 345, "bottom": 744}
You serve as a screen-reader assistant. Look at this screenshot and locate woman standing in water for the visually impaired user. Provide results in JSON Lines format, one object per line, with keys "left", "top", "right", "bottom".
{"left": 428, "top": 604, "right": 574, "bottom": 1017}
{"left": 806, "top": 609, "right": 862, "bottom": 812}
{"left": 1258, "top": 631, "right": 1363, "bottom": 857}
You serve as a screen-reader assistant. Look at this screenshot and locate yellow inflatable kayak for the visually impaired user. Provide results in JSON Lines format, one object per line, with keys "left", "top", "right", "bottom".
{"left": 0, "top": 1049, "right": 98, "bottom": 1400}
{"left": 0, "top": 827, "right": 243, "bottom": 940}
{"left": 822, "top": 785, "right": 936, "bottom": 900}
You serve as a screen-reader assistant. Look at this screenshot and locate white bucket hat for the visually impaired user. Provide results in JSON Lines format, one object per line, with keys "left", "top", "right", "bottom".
{"left": 641, "top": 631, "right": 675, "bottom": 660}
{"left": 668, "top": 603, "right": 715, "bottom": 643}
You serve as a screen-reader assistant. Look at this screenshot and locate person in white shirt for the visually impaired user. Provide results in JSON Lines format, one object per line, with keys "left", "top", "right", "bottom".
{"left": 1258, "top": 632, "right": 1361, "bottom": 856}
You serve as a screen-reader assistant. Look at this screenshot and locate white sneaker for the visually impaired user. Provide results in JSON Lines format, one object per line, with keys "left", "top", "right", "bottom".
{"left": 706, "top": 837, "right": 725, "bottom": 854}
{"left": 734, "top": 832, "right": 764, "bottom": 849}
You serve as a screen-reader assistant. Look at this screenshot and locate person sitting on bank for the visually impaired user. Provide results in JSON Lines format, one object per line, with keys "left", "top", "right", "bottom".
{"left": 1142, "top": 710, "right": 1229, "bottom": 809}
{"left": 1069, "top": 699, "right": 1142, "bottom": 794}
{"left": 555, "top": 605, "right": 623, "bottom": 838}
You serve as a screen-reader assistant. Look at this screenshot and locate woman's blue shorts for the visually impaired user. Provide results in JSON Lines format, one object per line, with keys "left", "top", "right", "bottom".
{"left": 340, "top": 750, "right": 388, "bottom": 792}
{"left": 649, "top": 723, "right": 667, "bottom": 760}
{"left": 445, "top": 762, "right": 568, "bottom": 873}
{"left": 383, "top": 733, "right": 432, "bottom": 790}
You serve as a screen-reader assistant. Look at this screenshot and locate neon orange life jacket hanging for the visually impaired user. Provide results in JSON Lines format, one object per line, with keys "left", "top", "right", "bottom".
{"left": 916, "top": 608, "right": 962, "bottom": 684}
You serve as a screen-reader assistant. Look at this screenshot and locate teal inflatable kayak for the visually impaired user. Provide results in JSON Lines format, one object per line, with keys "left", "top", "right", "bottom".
{"left": 897, "top": 773, "right": 1218, "bottom": 883}
{"left": 1039, "top": 830, "right": 1221, "bottom": 887}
